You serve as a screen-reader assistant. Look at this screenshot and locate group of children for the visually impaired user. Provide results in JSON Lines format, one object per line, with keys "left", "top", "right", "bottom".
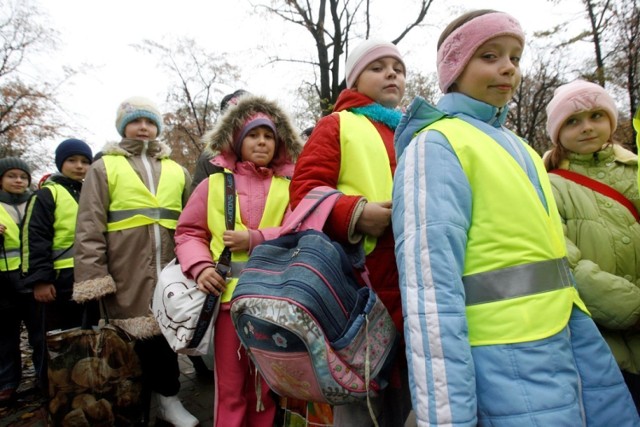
{"left": 0, "top": 7, "right": 639, "bottom": 427}
{"left": 0, "top": 139, "right": 94, "bottom": 406}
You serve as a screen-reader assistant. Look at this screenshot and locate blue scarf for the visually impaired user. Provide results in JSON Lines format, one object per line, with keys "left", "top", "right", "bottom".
{"left": 351, "top": 103, "right": 402, "bottom": 130}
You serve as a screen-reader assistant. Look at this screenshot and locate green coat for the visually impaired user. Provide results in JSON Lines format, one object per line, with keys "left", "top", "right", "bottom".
{"left": 549, "top": 144, "right": 640, "bottom": 374}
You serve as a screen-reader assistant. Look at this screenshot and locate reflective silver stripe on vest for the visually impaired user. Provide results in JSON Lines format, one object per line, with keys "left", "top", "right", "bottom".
{"left": 463, "top": 258, "right": 573, "bottom": 306}
{"left": 108, "top": 208, "right": 181, "bottom": 222}
{"left": 230, "top": 261, "right": 247, "bottom": 278}
{"left": 3, "top": 249, "right": 20, "bottom": 258}
{"left": 52, "top": 246, "right": 74, "bottom": 260}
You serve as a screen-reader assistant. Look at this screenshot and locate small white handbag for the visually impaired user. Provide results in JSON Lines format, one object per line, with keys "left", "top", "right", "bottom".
{"left": 152, "top": 258, "right": 220, "bottom": 356}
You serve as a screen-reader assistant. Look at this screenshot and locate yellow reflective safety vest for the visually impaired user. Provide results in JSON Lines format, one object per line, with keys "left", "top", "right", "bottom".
{"left": 634, "top": 108, "right": 640, "bottom": 189}
{"left": 421, "top": 118, "right": 588, "bottom": 346}
{"left": 44, "top": 182, "right": 77, "bottom": 269}
{"left": 207, "top": 171, "right": 290, "bottom": 302}
{"left": 0, "top": 205, "right": 21, "bottom": 271}
{"left": 337, "top": 111, "right": 393, "bottom": 255}
{"left": 103, "top": 155, "right": 184, "bottom": 232}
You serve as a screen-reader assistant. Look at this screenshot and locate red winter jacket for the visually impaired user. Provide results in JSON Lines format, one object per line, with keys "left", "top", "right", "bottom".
{"left": 289, "top": 89, "right": 402, "bottom": 333}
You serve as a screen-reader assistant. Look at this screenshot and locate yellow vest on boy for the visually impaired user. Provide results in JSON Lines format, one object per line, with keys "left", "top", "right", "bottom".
{"left": 103, "top": 155, "right": 184, "bottom": 232}
{"left": 420, "top": 118, "right": 588, "bottom": 346}
{"left": 0, "top": 205, "right": 21, "bottom": 271}
{"left": 207, "top": 171, "right": 290, "bottom": 302}
{"left": 337, "top": 111, "right": 393, "bottom": 255}
{"left": 44, "top": 182, "right": 77, "bottom": 269}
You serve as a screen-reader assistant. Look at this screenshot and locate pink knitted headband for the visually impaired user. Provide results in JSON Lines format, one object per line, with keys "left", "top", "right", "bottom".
{"left": 437, "top": 12, "right": 525, "bottom": 93}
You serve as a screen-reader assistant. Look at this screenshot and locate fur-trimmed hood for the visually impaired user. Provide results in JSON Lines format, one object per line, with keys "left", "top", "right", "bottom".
{"left": 100, "top": 138, "right": 172, "bottom": 159}
{"left": 202, "top": 95, "right": 302, "bottom": 175}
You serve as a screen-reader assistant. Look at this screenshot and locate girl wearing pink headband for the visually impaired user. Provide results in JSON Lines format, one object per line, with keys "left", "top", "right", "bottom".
{"left": 392, "top": 9, "right": 638, "bottom": 426}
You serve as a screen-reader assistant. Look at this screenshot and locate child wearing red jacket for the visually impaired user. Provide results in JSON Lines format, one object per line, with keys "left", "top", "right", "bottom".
{"left": 289, "top": 38, "right": 410, "bottom": 426}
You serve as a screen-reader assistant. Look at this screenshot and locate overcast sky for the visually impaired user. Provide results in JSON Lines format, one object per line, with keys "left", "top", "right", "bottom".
{"left": 32, "top": 0, "right": 585, "bottom": 160}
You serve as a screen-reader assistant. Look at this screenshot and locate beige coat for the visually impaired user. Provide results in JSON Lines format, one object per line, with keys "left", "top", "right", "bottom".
{"left": 72, "top": 139, "right": 191, "bottom": 338}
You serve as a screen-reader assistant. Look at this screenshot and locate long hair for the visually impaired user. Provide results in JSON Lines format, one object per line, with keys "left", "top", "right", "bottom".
{"left": 543, "top": 143, "right": 569, "bottom": 171}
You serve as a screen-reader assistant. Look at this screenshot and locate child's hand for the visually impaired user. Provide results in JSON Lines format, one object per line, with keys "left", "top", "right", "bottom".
{"left": 223, "top": 230, "right": 250, "bottom": 252}
{"left": 356, "top": 201, "right": 392, "bottom": 237}
{"left": 0, "top": 224, "right": 6, "bottom": 235}
{"left": 34, "top": 283, "right": 56, "bottom": 303}
{"left": 196, "top": 266, "right": 227, "bottom": 296}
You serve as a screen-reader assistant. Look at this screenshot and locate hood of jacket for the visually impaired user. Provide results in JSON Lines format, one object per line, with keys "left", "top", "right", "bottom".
{"left": 202, "top": 95, "right": 302, "bottom": 176}
{"left": 334, "top": 89, "right": 403, "bottom": 130}
{"left": 395, "top": 96, "right": 447, "bottom": 159}
{"left": 100, "top": 138, "right": 172, "bottom": 159}
{"left": 394, "top": 93, "right": 510, "bottom": 159}
{"left": 566, "top": 144, "right": 637, "bottom": 168}
{"left": 44, "top": 172, "right": 83, "bottom": 188}
{"left": 333, "top": 89, "right": 375, "bottom": 112}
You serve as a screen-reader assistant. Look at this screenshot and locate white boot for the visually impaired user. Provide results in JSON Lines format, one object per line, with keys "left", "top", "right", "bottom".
{"left": 155, "top": 393, "right": 199, "bottom": 427}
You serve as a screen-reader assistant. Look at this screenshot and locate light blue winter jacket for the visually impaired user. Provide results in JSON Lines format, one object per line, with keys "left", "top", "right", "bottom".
{"left": 392, "top": 94, "right": 639, "bottom": 427}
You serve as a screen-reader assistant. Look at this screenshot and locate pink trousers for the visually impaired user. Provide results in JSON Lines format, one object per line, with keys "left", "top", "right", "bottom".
{"left": 213, "top": 306, "right": 276, "bottom": 427}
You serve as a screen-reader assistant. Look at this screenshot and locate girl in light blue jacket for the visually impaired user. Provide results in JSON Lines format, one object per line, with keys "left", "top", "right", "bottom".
{"left": 392, "top": 9, "right": 638, "bottom": 427}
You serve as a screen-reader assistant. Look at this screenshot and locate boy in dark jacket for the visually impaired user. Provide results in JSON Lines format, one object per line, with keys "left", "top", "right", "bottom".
{"left": 0, "top": 157, "right": 35, "bottom": 405}
{"left": 22, "top": 139, "right": 94, "bottom": 331}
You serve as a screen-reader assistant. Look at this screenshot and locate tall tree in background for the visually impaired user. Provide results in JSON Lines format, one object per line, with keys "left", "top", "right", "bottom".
{"left": 402, "top": 70, "right": 440, "bottom": 108}
{"left": 291, "top": 81, "right": 323, "bottom": 132}
{"left": 136, "top": 38, "right": 240, "bottom": 173}
{"left": 508, "top": 52, "right": 565, "bottom": 155}
{"left": 0, "top": 0, "right": 69, "bottom": 160}
{"left": 609, "top": 0, "right": 639, "bottom": 125}
{"left": 547, "top": 0, "right": 638, "bottom": 147}
{"left": 260, "top": 0, "right": 435, "bottom": 116}
{"left": 582, "top": 0, "right": 610, "bottom": 87}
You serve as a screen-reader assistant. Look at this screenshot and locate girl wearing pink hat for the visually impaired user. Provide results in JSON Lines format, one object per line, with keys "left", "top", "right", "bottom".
{"left": 392, "top": 10, "right": 638, "bottom": 426}
{"left": 289, "top": 37, "right": 411, "bottom": 426}
{"left": 174, "top": 94, "right": 302, "bottom": 427}
{"left": 544, "top": 79, "right": 640, "bottom": 412}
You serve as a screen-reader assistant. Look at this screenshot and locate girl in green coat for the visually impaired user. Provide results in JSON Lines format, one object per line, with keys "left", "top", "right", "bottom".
{"left": 545, "top": 79, "right": 640, "bottom": 412}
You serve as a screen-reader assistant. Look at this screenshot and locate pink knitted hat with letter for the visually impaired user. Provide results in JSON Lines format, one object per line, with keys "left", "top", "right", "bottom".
{"left": 345, "top": 38, "right": 404, "bottom": 89}
{"left": 545, "top": 79, "right": 618, "bottom": 146}
{"left": 437, "top": 12, "right": 525, "bottom": 93}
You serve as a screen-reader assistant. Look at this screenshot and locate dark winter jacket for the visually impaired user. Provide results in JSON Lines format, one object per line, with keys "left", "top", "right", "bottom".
{"left": 0, "top": 189, "right": 31, "bottom": 294}
{"left": 21, "top": 174, "right": 82, "bottom": 297}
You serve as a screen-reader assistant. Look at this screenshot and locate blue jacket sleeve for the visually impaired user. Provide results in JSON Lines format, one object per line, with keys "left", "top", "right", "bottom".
{"left": 392, "top": 129, "right": 477, "bottom": 426}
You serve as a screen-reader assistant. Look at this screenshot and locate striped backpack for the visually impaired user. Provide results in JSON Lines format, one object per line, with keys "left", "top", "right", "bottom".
{"left": 230, "top": 187, "right": 398, "bottom": 405}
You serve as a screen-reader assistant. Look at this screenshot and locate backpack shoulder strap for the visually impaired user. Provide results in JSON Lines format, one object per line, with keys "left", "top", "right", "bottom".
{"left": 280, "top": 187, "right": 341, "bottom": 235}
{"left": 550, "top": 169, "right": 639, "bottom": 221}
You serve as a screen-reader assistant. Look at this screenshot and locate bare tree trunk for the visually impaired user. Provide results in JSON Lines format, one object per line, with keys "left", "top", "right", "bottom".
{"left": 583, "top": 0, "right": 610, "bottom": 87}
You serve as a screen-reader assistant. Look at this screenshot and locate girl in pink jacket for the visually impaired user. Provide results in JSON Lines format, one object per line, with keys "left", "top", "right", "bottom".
{"left": 174, "top": 95, "right": 302, "bottom": 427}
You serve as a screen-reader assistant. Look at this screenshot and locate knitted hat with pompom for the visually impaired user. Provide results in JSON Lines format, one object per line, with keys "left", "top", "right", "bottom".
{"left": 115, "top": 96, "right": 163, "bottom": 137}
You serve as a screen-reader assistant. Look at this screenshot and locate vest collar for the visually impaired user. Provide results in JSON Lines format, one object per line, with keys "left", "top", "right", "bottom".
{"left": 438, "top": 93, "right": 509, "bottom": 127}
